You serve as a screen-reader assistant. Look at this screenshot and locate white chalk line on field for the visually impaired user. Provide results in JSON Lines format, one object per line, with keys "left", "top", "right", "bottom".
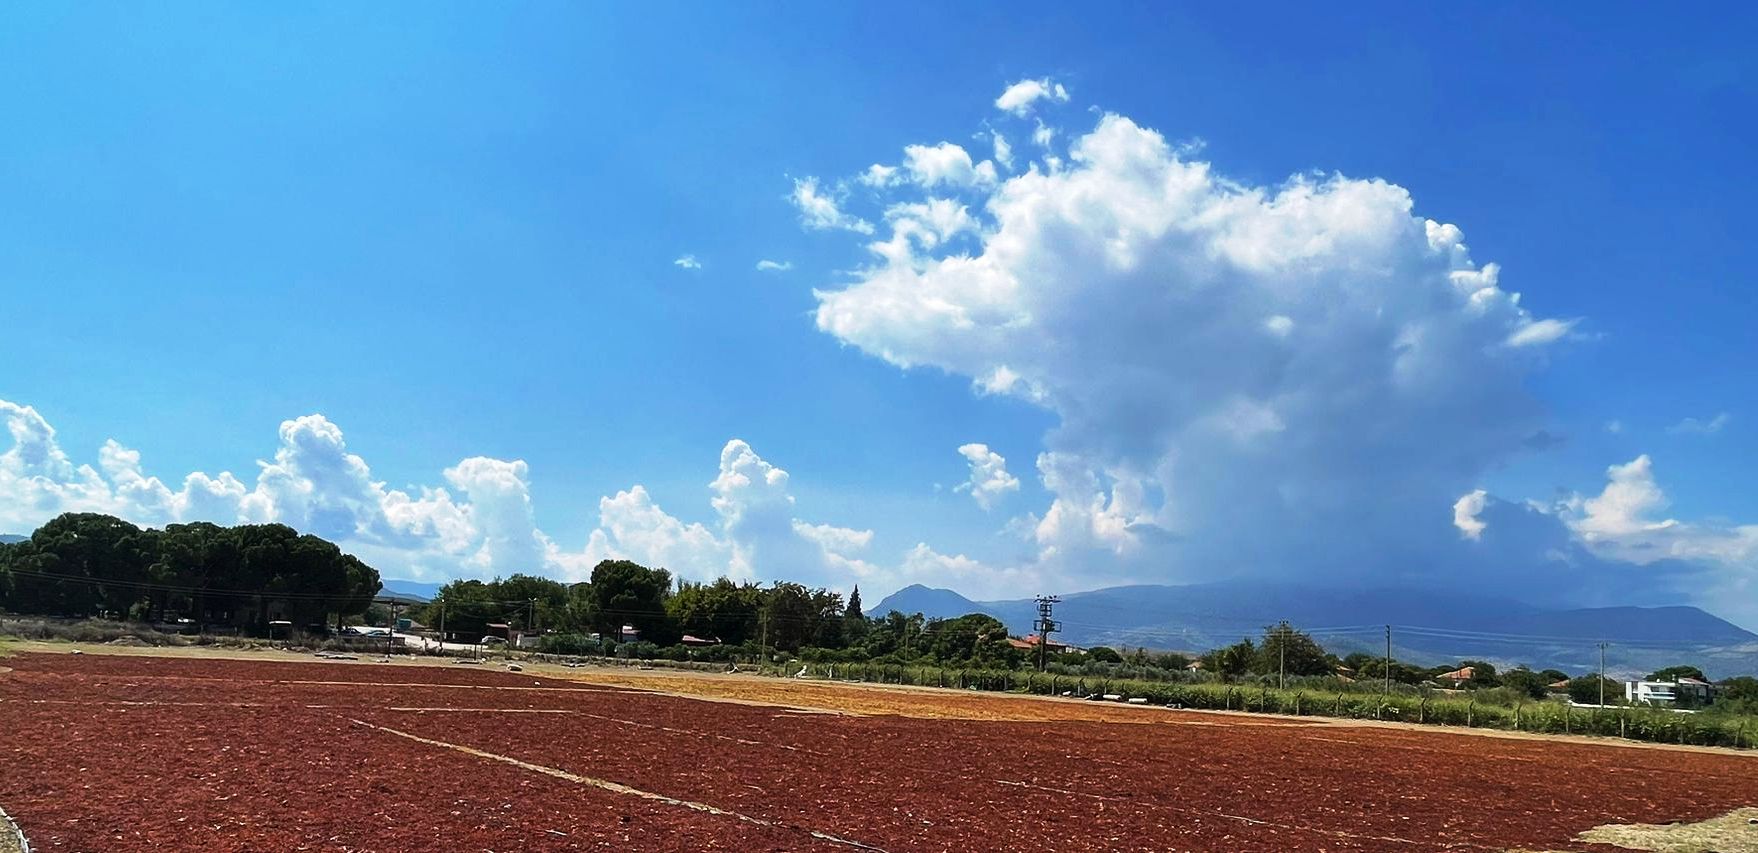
{"left": 992, "top": 779, "right": 1504, "bottom": 850}
{"left": 347, "top": 719, "right": 885, "bottom": 851}
{"left": 374, "top": 706, "right": 1492, "bottom": 849}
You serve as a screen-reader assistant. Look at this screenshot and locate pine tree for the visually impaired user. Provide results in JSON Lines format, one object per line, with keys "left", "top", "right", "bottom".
{"left": 845, "top": 585, "right": 863, "bottom": 620}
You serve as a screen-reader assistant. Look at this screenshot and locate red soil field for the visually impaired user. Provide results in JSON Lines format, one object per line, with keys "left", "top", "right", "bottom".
{"left": 1, "top": 651, "right": 1754, "bottom": 852}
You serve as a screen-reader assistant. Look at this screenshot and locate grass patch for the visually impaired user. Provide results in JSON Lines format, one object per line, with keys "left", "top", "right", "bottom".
{"left": 1575, "top": 807, "right": 1758, "bottom": 852}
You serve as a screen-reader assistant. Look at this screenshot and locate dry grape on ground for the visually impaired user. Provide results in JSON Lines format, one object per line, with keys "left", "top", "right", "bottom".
{"left": 0, "top": 650, "right": 1754, "bottom": 852}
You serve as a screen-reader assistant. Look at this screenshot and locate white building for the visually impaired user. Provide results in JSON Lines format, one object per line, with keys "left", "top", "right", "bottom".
{"left": 1625, "top": 680, "right": 1677, "bottom": 705}
{"left": 1625, "top": 678, "right": 1716, "bottom": 706}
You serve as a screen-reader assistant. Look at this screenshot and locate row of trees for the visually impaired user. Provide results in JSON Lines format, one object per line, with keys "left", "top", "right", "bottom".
{"left": 7, "top": 514, "right": 1754, "bottom": 708}
{"left": 0, "top": 513, "right": 381, "bottom": 631}
{"left": 411, "top": 561, "right": 1027, "bottom": 669}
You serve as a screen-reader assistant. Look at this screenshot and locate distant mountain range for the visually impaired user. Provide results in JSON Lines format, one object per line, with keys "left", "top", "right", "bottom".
{"left": 377, "top": 579, "right": 443, "bottom": 603}
{"left": 0, "top": 534, "right": 26, "bottom": 545}
{"left": 873, "top": 582, "right": 1758, "bottom": 679}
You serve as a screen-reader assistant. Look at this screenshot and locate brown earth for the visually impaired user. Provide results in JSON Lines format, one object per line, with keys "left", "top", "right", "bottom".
{"left": 1, "top": 650, "right": 1754, "bottom": 851}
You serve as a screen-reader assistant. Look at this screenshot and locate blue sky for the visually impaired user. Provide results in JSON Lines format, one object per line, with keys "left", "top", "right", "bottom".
{"left": 2, "top": 5, "right": 1755, "bottom": 623}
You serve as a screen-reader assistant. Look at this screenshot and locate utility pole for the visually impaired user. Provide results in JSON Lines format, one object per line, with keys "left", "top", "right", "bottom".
{"left": 1033, "top": 595, "right": 1061, "bottom": 672}
{"left": 1278, "top": 622, "right": 1287, "bottom": 690}
{"left": 1384, "top": 625, "right": 1393, "bottom": 697}
{"left": 388, "top": 599, "right": 399, "bottom": 657}
{"left": 437, "top": 600, "right": 446, "bottom": 655}
{"left": 1599, "top": 641, "right": 1609, "bottom": 706}
{"left": 759, "top": 611, "right": 769, "bottom": 667}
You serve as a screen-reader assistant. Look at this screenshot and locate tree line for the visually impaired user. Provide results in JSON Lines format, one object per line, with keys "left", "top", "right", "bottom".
{"left": 412, "top": 561, "right": 1027, "bottom": 669}
{"left": 0, "top": 513, "right": 380, "bottom": 631}
{"left": 6, "top": 513, "right": 1755, "bottom": 712}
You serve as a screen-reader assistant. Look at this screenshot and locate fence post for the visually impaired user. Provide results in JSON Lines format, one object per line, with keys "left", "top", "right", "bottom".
{"left": 1466, "top": 699, "right": 1474, "bottom": 728}
{"left": 1514, "top": 703, "right": 1521, "bottom": 730}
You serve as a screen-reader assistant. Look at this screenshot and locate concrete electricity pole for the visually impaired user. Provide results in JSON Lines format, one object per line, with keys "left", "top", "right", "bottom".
{"left": 1033, "top": 596, "right": 1061, "bottom": 672}
{"left": 1278, "top": 623, "right": 1287, "bottom": 690}
{"left": 1383, "top": 625, "right": 1393, "bottom": 697}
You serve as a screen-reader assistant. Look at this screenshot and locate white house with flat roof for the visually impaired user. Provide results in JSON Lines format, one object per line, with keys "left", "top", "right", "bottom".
{"left": 1626, "top": 678, "right": 1717, "bottom": 706}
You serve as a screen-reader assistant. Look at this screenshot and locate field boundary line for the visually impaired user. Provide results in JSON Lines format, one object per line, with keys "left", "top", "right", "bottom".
{"left": 347, "top": 718, "right": 885, "bottom": 851}
{"left": 992, "top": 779, "right": 1503, "bottom": 850}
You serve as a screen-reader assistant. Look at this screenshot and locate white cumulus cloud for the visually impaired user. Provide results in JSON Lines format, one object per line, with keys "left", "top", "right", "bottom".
{"left": 954, "top": 443, "right": 1020, "bottom": 511}
{"left": 673, "top": 254, "right": 703, "bottom": 270}
{"left": 812, "top": 108, "right": 1577, "bottom": 588}
{"left": 790, "top": 177, "right": 874, "bottom": 234}
{"left": 755, "top": 259, "right": 793, "bottom": 272}
{"left": 902, "top": 142, "right": 997, "bottom": 189}
{"left": 0, "top": 398, "right": 1033, "bottom": 595}
{"left": 994, "top": 77, "right": 1070, "bottom": 117}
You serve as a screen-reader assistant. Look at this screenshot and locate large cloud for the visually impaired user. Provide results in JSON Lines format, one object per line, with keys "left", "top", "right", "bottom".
{"left": 814, "top": 107, "right": 1573, "bottom": 587}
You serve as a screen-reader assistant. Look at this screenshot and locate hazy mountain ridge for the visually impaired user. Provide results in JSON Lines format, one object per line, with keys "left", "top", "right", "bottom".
{"left": 378, "top": 579, "right": 443, "bottom": 602}
{"left": 873, "top": 582, "right": 1758, "bottom": 678}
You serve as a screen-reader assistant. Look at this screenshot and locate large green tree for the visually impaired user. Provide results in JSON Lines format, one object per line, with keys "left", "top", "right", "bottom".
{"left": 1647, "top": 665, "right": 1707, "bottom": 682}
{"left": 584, "top": 559, "right": 676, "bottom": 645}
{"left": 0, "top": 514, "right": 377, "bottom": 631}
{"left": 667, "top": 578, "right": 763, "bottom": 644}
{"left": 1256, "top": 622, "right": 1332, "bottom": 678}
{"left": 925, "top": 613, "right": 1020, "bottom": 668}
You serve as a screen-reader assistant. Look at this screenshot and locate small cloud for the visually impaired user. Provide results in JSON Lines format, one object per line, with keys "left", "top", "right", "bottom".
{"left": 673, "top": 255, "right": 703, "bottom": 270}
{"left": 1505, "top": 317, "right": 1579, "bottom": 348}
{"left": 1668, "top": 412, "right": 1731, "bottom": 435}
{"left": 790, "top": 177, "right": 874, "bottom": 234}
{"left": 755, "top": 260, "right": 793, "bottom": 272}
{"left": 1453, "top": 489, "right": 1488, "bottom": 540}
{"left": 858, "top": 164, "right": 900, "bottom": 188}
{"left": 1605, "top": 420, "right": 1624, "bottom": 434}
{"left": 1032, "top": 119, "right": 1056, "bottom": 149}
{"left": 954, "top": 443, "right": 1020, "bottom": 511}
{"left": 995, "top": 77, "right": 1070, "bottom": 117}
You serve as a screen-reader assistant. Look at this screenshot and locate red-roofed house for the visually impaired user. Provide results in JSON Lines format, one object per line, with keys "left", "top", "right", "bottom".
{"left": 1435, "top": 666, "right": 1475, "bottom": 686}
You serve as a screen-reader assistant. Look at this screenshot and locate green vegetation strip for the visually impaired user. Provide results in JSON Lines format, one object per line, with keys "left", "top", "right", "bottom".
{"left": 758, "top": 662, "right": 1758, "bottom": 750}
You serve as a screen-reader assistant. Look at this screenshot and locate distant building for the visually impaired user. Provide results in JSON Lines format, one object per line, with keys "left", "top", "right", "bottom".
{"left": 1617, "top": 675, "right": 1715, "bottom": 699}
{"left": 1627, "top": 678, "right": 1716, "bottom": 706}
{"left": 1007, "top": 634, "right": 1074, "bottom": 653}
{"left": 1626, "top": 680, "right": 1678, "bottom": 705}
{"left": 1434, "top": 666, "right": 1476, "bottom": 687}
{"left": 680, "top": 635, "right": 719, "bottom": 647}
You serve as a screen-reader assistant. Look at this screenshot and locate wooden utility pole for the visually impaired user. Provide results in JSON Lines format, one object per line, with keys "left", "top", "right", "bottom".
{"left": 1599, "top": 642, "right": 1609, "bottom": 706}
